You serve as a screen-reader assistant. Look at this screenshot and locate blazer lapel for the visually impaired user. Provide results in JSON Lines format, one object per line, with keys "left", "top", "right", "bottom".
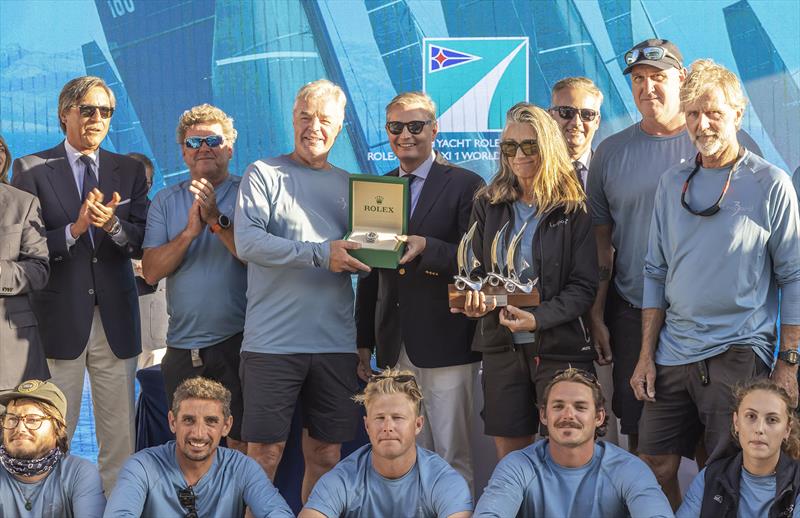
{"left": 44, "top": 143, "right": 82, "bottom": 223}
{"left": 408, "top": 154, "right": 451, "bottom": 233}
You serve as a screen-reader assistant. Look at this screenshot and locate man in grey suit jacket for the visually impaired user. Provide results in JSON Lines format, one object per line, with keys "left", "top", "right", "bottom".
{"left": 0, "top": 182, "right": 49, "bottom": 389}
{"left": 11, "top": 76, "right": 148, "bottom": 494}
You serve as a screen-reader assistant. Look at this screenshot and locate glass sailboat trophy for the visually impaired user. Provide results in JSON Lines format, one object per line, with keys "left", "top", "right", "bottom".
{"left": 448, "top": 222, "right": 540, "bottom": 309}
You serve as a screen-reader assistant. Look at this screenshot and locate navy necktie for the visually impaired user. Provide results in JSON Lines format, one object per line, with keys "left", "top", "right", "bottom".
{"left": 406, "top": 173, "right": 418, "bottom": 216}
{"left": 79, "top": 155, "right": 98, "bottom": 244}
{"left": 80, "top": 155, "right": 98, "bottom": 200}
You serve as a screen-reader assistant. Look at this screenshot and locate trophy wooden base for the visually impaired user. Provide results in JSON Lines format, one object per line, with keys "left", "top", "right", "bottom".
{"left": 448, "top": 284, "right": 540, "bottom": 309}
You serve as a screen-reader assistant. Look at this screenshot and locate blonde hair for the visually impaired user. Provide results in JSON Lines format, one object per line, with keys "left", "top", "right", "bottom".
{"left": 172, "top": 377, "right": 232, "bottom": 420}
{"left": 385, "top": 92, "right": 437, "bottom": 121}
{"left": 0, "top": 134, "right": 10, "bottom": 184}
{"left": 176, "top": 104, "right": 238, "bottom": 145}
{"left": 57, "top": 76, "right": 116, "bottom": 133}
{"left": 477, "top": 102, "right": 586, "bottom": 214}
{"left": 294, "top": 79, "right": 346, "bottom": 116}
{"left": 732, "top": 378, "right": 800, "bottom": 460}
{"left": 551, "top": 76, "right": 604, "bottom": 106}
{"left": 681, "top": 59, "right": 747, "bottom": 125}
{"left": 353, "top": 368, "right": 424, "bottom": 415}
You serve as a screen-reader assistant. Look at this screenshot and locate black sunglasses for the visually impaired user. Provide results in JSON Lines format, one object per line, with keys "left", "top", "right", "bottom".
{"left": 368, "top": 373, "right": 418, "bottom": 385}
{"left": 184, "top": 135, "right": 224, "bottom": 149}
{"left": 550, "top": 106, "right": 598, "bottom": 122}
{"left": 680, "top": 154, "right": 734, "bottom": 217}
{"left": 77, "top": 104, "right": 114, "bottom": 119}
{"left": 500, "top": 139, "right": 539, "bottom": 158}
{"left": 178, "top": 486, "right": 198, "bottom": 518}
{"left": 386, "top": 120, "right": 433, "bottom": 135}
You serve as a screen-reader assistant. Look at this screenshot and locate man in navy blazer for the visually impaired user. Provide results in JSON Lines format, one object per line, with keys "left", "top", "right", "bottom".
{"left": 11, "top": 76, "right": 148, "bottom": 494}
{"left": 355, "top": 92, "right": 484, "bottom": 490}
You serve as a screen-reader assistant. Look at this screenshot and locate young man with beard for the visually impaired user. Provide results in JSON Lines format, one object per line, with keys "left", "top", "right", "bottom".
{"left": 474, "top": 369, "right": 671, "bottom": 517}
{"left": 104, "top": 377, "right": 292, "bottom": 517}
{"left": 0, "top": 380, "right": 104, "bottom": 517}
{"left": 634, "top": 59, "right": 800, "bottom": 509}
{"left": 299, "top": 369, "right": 473, "bottom": 518}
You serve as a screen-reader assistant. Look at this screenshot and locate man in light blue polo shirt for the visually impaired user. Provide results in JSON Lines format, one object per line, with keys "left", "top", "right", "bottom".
{"left": 142, "top": 104, "right": 247, "bottom": 452}
{"left": 299, "top": 368, "right": 472, "bottom": 518}
{"left": 634, "top": 59, "right": 800, "bottom": 510}
{"left": 474, "top": 369, "right": 671, "bottom": 518}
{"left": 104, "top": 377, "right": 292, "bottom": 518}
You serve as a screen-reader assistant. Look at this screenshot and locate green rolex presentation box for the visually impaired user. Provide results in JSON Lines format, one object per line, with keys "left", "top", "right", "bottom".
{"left": 345, "top": 174, "right": 409, "bottom": 269}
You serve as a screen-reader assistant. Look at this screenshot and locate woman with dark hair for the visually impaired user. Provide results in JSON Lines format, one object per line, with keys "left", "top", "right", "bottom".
{"left": 452, "top": 103, "right": 598, "bottom": 459}
{"left": 0, "top": 134, "right": 11, "bottom": 183}
{"left": 677, "top": 378, "right": 800, "bottom": 517}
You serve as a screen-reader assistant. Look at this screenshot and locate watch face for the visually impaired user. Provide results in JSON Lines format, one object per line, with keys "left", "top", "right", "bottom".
{"left": 218, "top": 214, "right": 231, "bottom": 228}
{"left": 780, "top": 350, "right": 799, "bottom": 364}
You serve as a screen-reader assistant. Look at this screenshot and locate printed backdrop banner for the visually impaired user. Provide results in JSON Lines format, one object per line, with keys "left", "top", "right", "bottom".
{"left": 1, "top": 0, "right": 798, "bottom": 192}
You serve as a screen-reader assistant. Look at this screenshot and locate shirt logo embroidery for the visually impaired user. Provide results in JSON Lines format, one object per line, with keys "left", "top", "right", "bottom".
{"left": 714, "top": 495, "right": 723, "bottom": 503}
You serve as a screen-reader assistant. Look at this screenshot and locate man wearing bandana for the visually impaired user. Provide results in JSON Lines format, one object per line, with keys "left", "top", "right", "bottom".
{"left": 0, "top": 380, "right": 105, "bottom": 517}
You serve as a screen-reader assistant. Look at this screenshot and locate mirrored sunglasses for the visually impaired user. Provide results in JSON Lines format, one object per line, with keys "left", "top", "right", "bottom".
{"left": 184, "top": 135, "right": 224, "bottom": 149}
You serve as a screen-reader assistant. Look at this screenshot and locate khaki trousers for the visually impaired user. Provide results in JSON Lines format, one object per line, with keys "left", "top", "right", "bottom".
{"left": 47, "top": 306, "right": 137, "bottom": 495}
{"left": 397, "top": 345, "right": 478, "bottom": 492}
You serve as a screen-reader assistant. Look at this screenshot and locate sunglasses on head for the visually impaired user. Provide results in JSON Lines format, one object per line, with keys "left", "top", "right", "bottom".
{"left": 77, "top": 104, "right": 114, "bottom": 119}
{"left": 552, "top": 367, "right": 599, "bottom": 385}
{"left": 178, "top": 486, "right": 198, "bottom": 518}
{"left": 551, "top": 106, "right": 598, "bottom": 122}
{"left": 368, "top": 372, "right": 418, "bottom": 385}
{"left": 500, "top": 139, "right": 539, "bottom": 158}
{"left": 184, "top": 135, "right": 224, "bottom": 149}
{"left": 385, "top": 120, "right": 433, "bottom": 135}
{"left": 624, "top": 46, "right": 679, "bottom": 66}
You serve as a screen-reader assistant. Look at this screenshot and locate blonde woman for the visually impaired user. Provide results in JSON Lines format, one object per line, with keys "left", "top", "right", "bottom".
{"left": 677, "top": 378, "right": 800, "bottom": 517}
{"left": 453, "top": 102, "right": 598, "bottom": 459}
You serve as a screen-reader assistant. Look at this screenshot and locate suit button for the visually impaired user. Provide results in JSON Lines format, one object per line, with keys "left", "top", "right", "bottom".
{"left": 398, "top": 268, "right": 406, "bottom": 275}
{"left": 92, "top": 258, "right": 98, "bottom": 263}
{"left": 88, "top": 289, "right": 95, "bottom": 295}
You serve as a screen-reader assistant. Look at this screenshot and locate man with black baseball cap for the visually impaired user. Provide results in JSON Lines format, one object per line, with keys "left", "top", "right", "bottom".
{"left": 0, "top": 379, "right": 105, "bottom": 517}
{"left": 586, "top": 37, "right": 762, "bottom": 477}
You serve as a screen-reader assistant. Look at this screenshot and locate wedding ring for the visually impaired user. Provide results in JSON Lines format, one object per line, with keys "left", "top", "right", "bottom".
{"left": 365, "top": 232, "right": 378, "bottom": 243}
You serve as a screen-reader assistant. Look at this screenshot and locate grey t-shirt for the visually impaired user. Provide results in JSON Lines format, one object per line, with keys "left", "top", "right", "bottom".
{"left": 234, "top": 154, "right": 357, "bottom": 354}
{"left": 643, "top": 151, "right": 800, "bottom": 367}
{"left": 588, "top": 122, "right": 762, "bottom": 307}
{"left": 0, "top": 455, "right": 105, "bottom": 518}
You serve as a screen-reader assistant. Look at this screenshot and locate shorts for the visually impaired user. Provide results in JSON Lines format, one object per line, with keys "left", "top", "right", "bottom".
{"left": 161, "top": 332, "right": 244, "bottom": 441}
{"left": 481, "top": 343, "right": 594, "bottom": 437}
{"left": 638, "top": 346, "right": 769, "bottom": 461}
{"left": 606, "top": 287, "right": 644, "bottom": 435}
{"left": 239, "top": 351, "right": 360, "bottom": 444}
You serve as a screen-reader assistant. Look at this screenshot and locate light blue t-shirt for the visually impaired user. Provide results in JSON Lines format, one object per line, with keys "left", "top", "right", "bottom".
{"left": 142, "top": 175, "right": 247, "bottom": 349}
{"left": 643, "top": 151, "right": 800, "bottom": 367}
{"left": 235, "top": 155, "right": 357, "bottom": 354}
{"left": 304, "top": 444, "right": 473, "bottom": 518}
{"left": 474, "top": 440, "right": 672, "bottom": 518}
{"left": 0, "top": 455, "right": 105, "bottom": 518}
{"left": 588, "top": 123, "right": 762, "bottom": 307}
{"left": 103, "top": 441, "right": 292, "bottom": 518}
{"left": 511, "top": 201, "right": 540, "bottom": 345}
{"left": 678, "top": 467, "right": 800, "bottom": 518}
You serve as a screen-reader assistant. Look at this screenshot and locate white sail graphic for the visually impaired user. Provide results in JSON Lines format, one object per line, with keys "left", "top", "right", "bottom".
{"left": 437, "top": 40, "right": 527, "bottom": 132}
